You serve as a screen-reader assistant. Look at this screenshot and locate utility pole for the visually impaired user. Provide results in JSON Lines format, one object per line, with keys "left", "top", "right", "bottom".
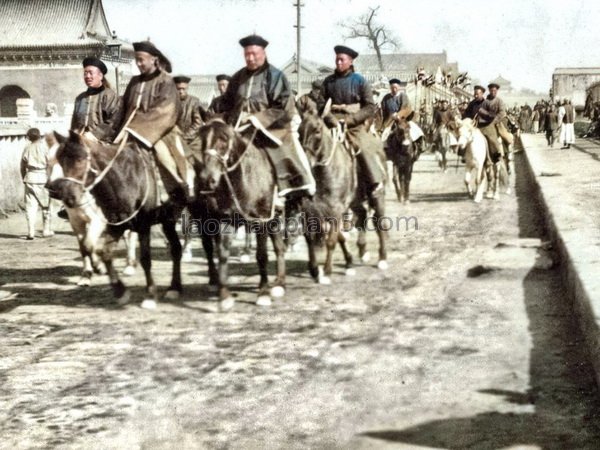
{"left": 293, "top": 1, "right": 304, "bottom": 96}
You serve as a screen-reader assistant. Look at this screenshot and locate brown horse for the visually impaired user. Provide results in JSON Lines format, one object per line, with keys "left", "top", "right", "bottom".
{"left": 46, "top": 132, "right": 183, "bottom": 305}
{"left": 298, "top": 110, "right": 357, "bottom": 284}
{"left": 190, "top": 119, "right": 287, "bottom": 310}
{"left": 386, "top": 118, "right": 416, "bottom": 204}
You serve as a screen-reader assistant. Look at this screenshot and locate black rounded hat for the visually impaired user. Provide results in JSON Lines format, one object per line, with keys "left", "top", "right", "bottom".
{"left": 389, "top": 78, "right": 407, "bottom": 86}
{"left": 239, "top": 34, "right": 269, "bottom": 48}
{"left": 334, "top": 45, "right": 358, "bottom": 59}
{"left": 216, "top": 74, "right": 231, "bottom": 82}
{"left": 82, "top": 57, "right": 107, "bottom": 75}
{"left": 173, "top": 76, "right": 191, "bottom": 84}
{"left": 133, "top": 41, "right": 172, "bottom": 73}
{"left": 488, "top": 82, "right": 500, "bottom": 89}
{"left": 474, "top": 85, "right": 486, "bottom": 92}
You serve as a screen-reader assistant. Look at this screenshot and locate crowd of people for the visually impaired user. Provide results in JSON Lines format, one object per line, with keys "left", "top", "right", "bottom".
{"left": 513, "top": 99, "right": 576, "bottom": 148}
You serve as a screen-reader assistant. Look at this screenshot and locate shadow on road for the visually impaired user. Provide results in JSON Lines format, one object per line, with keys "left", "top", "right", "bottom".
{"left": 359, "top": 152, "right": 600, "bottom": 448}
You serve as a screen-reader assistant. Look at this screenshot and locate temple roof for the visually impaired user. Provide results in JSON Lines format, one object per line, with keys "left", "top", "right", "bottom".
{"left": 489, "top": 74, "right": 512, "bottom": 85}
{"left": 0, "top": 0, "right": 123, "bottom": 49}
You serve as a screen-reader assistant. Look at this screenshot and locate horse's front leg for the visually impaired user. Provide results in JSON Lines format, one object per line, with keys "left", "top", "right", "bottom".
{"left": 138, "top": 228, "right": 157, "bottom": 302}
{"left": 201, "top": 231, "right": 219, "bottom": 287}
{"left": 337, "top": 224, "right": 355, "bottom": 276}
{"left": 304, "top": 231, "right": 320, "bottom": 282}
{"left": 255, "top": 228, "right": 271, "bottom": 306}
{"left": 162, "top": 219, "right": 182, "bottom": 300}
{"left": 392, "top": 163, "right": 402, "bottom": 202}
{"left": 268, "top": 225, "right": 287, "bottom": 302}
{"left": 352, "top": 203, "right": 370, "bottom": 263}
{"left": 216, "top": 229, "right": 234, "bottom": 311}
{"left": 100, "top": 232, "right": 128, "bottom": 303}
{"left": 493, "top": 162, "right": 501, "bottom": 200}
{"left": 370, "top": 195, "right": 388, "bottom": 271}
{"left": 122, "top": 230, "right": 138, "bottom": 276}
{"left": 320, "top": 223, "right": 338, "bottom": 285}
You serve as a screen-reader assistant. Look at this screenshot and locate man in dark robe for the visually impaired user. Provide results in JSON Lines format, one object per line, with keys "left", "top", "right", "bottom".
{"left": 462, "top": 85, "right": 486, "bottom": 119}
{"left": 477, "top": 83, "right": 513, "bottom": 160}
{"left": 320, "top": 45, "right": 386, "bottom": 194}
{"left": 173, "top": 75, "right": 203, "bottom": 143}
{"left": 207, "top": 74, "right": 231, "bottom": 116}
{"left": 380, "top": 78, "right": 410, "bottom": 127}
{"left": 93, "top": 41, "right": 191, "bottom": 203}
{"left": 220, "top": 34, "right": 315, "bottom": 199}
{"left": 71, "top": 57, "right": 119, "bottom": 134}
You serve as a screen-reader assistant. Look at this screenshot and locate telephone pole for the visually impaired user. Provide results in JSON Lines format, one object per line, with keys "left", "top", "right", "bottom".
{"left": 293, "top": 1, "right": 304, "bottom": 96}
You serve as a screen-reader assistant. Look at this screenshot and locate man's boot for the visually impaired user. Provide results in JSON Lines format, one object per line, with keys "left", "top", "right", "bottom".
{"left": 42, "top": 210, "right": 54, "bottom": 237}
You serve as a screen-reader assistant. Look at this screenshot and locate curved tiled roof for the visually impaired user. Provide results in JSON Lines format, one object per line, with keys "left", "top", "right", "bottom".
{"left": 0, "top": 0, "right": 111, "bottom": 48}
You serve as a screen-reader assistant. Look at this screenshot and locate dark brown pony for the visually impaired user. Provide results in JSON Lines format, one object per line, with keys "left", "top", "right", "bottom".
{"left": 298, "top": 110, "right": 356, "bottom": 284}
{"left": 386, "top": 118, "right": 416, "bottom": 204}
{"left": 46, "top": 132, "right": 183, "bottom": 304}
{"left": 190, "top": 119, "right": 287, "bottom": 310}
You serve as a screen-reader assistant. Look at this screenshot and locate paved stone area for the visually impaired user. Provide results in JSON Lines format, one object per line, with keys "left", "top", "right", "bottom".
{"left": 1, "top": 152, "right": 599, "bottom": 449}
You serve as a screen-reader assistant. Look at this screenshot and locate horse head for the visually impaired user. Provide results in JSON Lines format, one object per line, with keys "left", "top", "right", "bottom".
{"left": 298, "top": 110, "right": 329, "bottom": 166}
{"left": 195, "top": 119, "right": 245, "bottom": 191}
{"left": 46, "top": 131, "right": 92, "bottom": 208}
{"left": 457, "top": 118, "right": 476, "bottom": 150}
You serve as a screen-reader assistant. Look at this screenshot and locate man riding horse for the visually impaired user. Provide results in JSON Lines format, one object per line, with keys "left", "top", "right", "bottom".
{"left": 93, "top": 41, "right": 193, "bottom": 207}
{"left": 218, "top": 34, "right": 316, "bottom": 206}
{"left": 320, "top": 45, "right": 386, "bottom": 196}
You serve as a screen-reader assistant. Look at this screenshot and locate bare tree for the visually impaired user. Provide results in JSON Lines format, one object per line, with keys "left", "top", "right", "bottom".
{"left": 340, "top": 6, "right": 400, "bottom": 72}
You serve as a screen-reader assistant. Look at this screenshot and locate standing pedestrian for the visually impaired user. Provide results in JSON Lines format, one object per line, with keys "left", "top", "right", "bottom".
{"left": 21, "top": 128, "right": 53, "bottom": 239}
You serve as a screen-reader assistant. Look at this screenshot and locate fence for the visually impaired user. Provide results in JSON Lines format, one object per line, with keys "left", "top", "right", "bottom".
{"left": 0, "top": 134, "right": 27, "bottom": 212}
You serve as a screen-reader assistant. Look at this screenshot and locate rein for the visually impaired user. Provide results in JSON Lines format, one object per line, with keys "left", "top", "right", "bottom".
{"left": 63, "top": 134, "right": 150, "bottom": 226}
{"left": 204, "top": 127, "right": 278, "bottom": 222}
{"left": 312, "top": 125, "right": 342, "bottom": 167}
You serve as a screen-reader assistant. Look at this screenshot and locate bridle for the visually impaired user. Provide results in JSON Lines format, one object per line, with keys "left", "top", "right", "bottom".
{"left": 202, "top": 127, "right": 278, "bottom": 222}
{"left": 58, "top": 134, "right": 150, "bottom": 226}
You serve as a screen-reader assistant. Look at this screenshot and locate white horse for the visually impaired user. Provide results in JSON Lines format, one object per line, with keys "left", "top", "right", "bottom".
{"left": 456, "top": 118, "right": 490, "bottom": 203}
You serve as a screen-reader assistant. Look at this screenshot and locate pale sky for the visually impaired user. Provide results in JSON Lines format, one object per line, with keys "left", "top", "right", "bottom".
{"left": 103, "top": 0, "right": 600, "bottom": 93}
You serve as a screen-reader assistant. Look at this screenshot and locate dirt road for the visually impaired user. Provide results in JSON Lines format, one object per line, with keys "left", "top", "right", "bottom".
{"left": 1, "top": 152, "right": 599, "bottom": 449}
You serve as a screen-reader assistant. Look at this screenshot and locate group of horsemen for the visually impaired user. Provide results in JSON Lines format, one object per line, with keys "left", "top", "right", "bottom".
{"left": 59, "top": 35, "right": 513, "bottom": 226}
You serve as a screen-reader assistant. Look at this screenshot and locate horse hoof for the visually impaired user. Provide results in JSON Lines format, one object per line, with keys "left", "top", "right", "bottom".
{"left": 378, "top": 260, "right": 389, "bottom": 270}
{"left": 345, "top": 268, "right": 356, "bottom": 277}
{"left": 505, "top": 187, "right": 512, "bottom": 195}
{"left": 122, "top": 265, "right": 136, "bottom": 277}
{"left": 117, "top": 290, "right": 131, "bottom": 306}
{"left": 240, "top": 254, "right": 251, "bottom": 263}
{"left": 493, "top": 193, "right": 500, "bottom": 201}
{"left": 361, "top": 252, "right": 371, "bottom": 263}
{"left": 164, "top": 290, "right": 180, "bottom": 301}
{"left": 219, "top": 297, "right": 235, "bottom": 312}
{"left": 319, "top": 275, "right": 332, "bottom": 285}
{"left": 77, "top": 277, "right": 91, "bottom": 287}
{"left": 270, "top": 286, "right": 285, "bottom": 298}
{"left": 256, "top": 295, "right": 272, "bottom": 307}
{"left": 404, "top": 199, "right": 410, "bottom": 205}
{"left": 140, "top": 299, "right": 157, "bottom": 310}
{"left": 474, "top": 197, "right": 482, "bottom": 203}
{"left": 182, "top": 251, "right": 193, "bottom": 263}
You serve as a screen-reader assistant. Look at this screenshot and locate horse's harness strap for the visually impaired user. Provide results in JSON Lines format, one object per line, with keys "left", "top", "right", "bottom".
{"left": 84, "top": 132, "right": 130, "bottom": 192}
{"left": 104, "top": 145, "right": 151, "bottom": 226}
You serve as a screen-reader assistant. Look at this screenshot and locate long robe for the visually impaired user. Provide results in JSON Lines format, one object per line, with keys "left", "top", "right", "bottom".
{"left": 321, "top": 68, "right": 385, "bottom": 187}
{"left": 71, "top": 86, "right": 119, "bottom": 133}
{"left": 220, "top": 61, "right": 314, "bottom": 196}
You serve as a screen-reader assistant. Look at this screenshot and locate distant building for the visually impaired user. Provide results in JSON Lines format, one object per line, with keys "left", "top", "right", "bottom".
{"left": 488, "top": 75, "right": 513, "bottom": 92}
{"left": 0, "top": 0, "right": 133, "bottom": 118}
{"left": 552, "top": 67, "right": 600, "bottom": 109}
{"left": 352, "top": 51, "right": 459, "bottom": 84}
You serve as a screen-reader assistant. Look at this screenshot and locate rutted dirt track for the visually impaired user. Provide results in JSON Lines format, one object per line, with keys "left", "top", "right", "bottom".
{"left": 1, "top": 152, "right": 599, "bottom": 449}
